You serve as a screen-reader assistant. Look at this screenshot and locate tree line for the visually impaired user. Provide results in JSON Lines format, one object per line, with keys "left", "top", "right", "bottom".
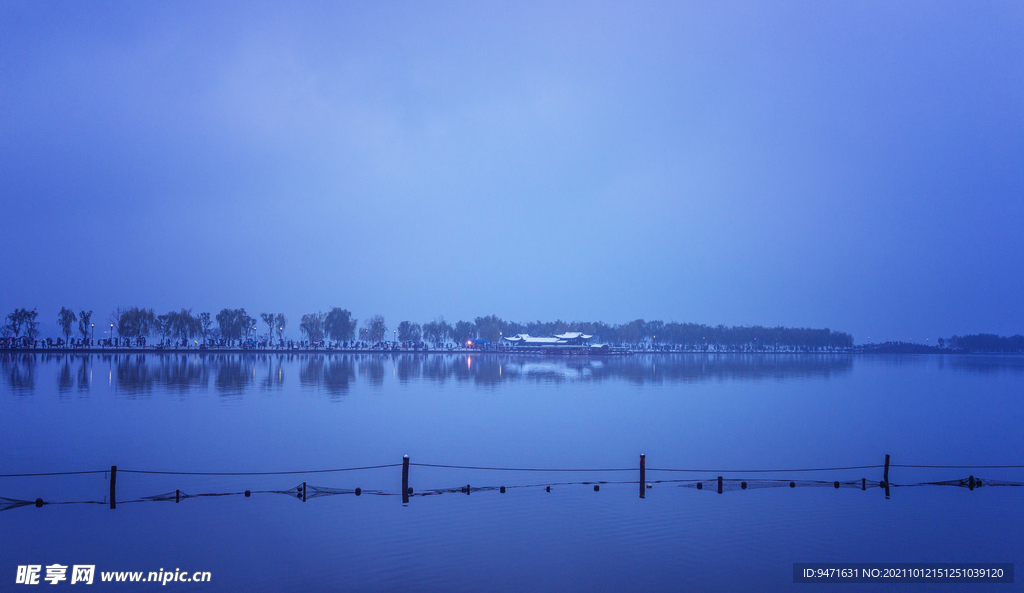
{"left": 3, "top": 306, "right": 858, "bottom": 350}
{"left": 460, "top": 316, "right": 854, "bottom": 350}
{"left": 939, "top": 334, "right": 1024, "bottom": 352}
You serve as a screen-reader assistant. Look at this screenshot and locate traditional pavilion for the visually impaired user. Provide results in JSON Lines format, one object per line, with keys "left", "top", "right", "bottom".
{"left": 502, "top": 332, "right": 594, "bottom": 347}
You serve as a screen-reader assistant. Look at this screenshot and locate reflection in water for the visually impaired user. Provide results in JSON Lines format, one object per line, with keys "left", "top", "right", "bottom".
{"left": 2, "top": 354, "right": 36, "bottom": 393}
{"left": 298, "top": 355, "right": 358, "bottom": 396}
{"left": 943, "top": 356, "right": 1024, "bottom": 375}
{"left": 428, "top": 353, "right": 856, "bottom": 386}
{"left": 0, "top": 352, "right": 865, "bottom": 396}
{"left": 213, "top": 356, "right": 255, "bottom": 396}
{"left": 263, "top": 356, "right": 285, "bottom": 391}
{"left": 116, "top": 355, "right": 155, "bottom": 395}
{"left": 77, "top": 358, "right": 90, "bottom": 392}
{"left": 58, "top": 360, "right": 73, "bottom": 393}
{"left": 324, "top": 358, "right": 356, "bottom": 394}
{"left": 358, "top": 357, "right": 385, "bottom": 387}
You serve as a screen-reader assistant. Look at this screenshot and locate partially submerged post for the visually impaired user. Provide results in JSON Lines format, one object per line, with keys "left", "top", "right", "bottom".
{"left": 883, "top": 454, "right": 891, "bottom": 499}
{"left": 402, "top": 455, "right": 410, "bottom": 505}
{"left": 717, "top": 476, "right": 723, "bottom": 494}
{"left": 109, "top": 466, "right": 117, "bottom": 510}
{"left": 639, "top": 454, "right": 646, "bottom": 499}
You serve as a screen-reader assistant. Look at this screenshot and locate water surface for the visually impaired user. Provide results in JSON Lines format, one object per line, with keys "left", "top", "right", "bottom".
{"left": 2, "top": 353, "right": 1021, "bottom": 591}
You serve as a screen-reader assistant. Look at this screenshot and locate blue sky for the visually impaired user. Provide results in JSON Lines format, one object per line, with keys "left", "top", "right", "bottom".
{"left": 1, "top": 1, "right": 1021, "bottom": 342}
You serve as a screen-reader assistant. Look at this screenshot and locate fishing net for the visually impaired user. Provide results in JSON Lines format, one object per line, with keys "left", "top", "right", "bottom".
{"left": 678, "top": 478, "right": 882, "bottom": 493}
{"left": 0, "top": 496, "right": 35, "bottom": 512}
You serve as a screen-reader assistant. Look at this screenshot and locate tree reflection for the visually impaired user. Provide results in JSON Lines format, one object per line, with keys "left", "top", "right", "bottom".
{"left": 212, "top": 355, "right": 255, "bottom": 395}
{"left": 262, "top": 355, "right": 285, "bottom": 391}
{"left": 77, "top": 357, "right": 90, "bottom": 392}
{"left": 2, "top": 353, "right": 36, "bottom": 393}
{"left": 324, "top": 357, "right": 356, "bottom": 395}
{"left": 58, "top": 359, "right": 73, "bottom": 393}
{"left": 3, "top": 352, "right": 860, "bottom": 397}
{"left": 357, "top": 355, "right": 385, "bottom": 387}
{"left": 115, "top": 354, "right": 155, "bottom": 396}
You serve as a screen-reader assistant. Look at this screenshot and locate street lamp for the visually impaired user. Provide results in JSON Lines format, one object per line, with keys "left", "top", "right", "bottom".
{"left": 110, "top": 323, "right": 114, "bottom": 348}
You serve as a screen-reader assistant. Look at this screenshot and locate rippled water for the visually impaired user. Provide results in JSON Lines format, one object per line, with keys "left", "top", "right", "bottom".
{"left": 2, "top": 353, "right": 1022, "bottom": 591}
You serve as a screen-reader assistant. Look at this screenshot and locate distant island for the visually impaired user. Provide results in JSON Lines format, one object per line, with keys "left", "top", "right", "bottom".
{"left": 0, "top": 306, "right": 1020, "bottom": 354}
{"left": 861, "top": 334, "right": 1024, "bottom": 354}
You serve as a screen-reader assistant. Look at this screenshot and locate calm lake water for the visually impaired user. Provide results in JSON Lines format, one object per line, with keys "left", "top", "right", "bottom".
{"left": 2, "top": 353, "right": 1022, "bottom": 591}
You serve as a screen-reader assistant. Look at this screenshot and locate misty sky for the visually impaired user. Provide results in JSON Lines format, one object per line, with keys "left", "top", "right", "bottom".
{"left": 1, "top": 1, "right": 1021, "bottom": 343}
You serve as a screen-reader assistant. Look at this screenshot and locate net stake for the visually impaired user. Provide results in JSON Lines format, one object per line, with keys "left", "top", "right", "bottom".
{"left": 883, "top": 454, "right": 891, "bottom": 499}
{"left": 402, "top": 455, "right": 410, "bottom": 505}
{"left": 109, "top": 466, "right": 116, "bottom": 510}
{"left": 639, "top": 454, "right": 646, "bottom": 499}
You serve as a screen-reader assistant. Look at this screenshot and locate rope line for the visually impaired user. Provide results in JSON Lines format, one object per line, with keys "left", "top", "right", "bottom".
{"left": 2, "top": 462, "right": 1022, "bottom": 478}
{"left": 647, "top": 465, "right": 884, "bottom": 473}
{"left": 891, "top": 464, "right": 1024, "bottom": 469}
{"left": 0, "top": 470, "right": 107, "bottom": 478}
{"left": 119, "top": 464, "right": 403, "bottom": 476}
{"left": 411, "top": 463, "right": 634, "bottom": 472}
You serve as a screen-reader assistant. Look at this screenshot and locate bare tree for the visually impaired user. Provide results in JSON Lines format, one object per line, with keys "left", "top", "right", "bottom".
{"left": 198, "top": 312, "right": 213, "bottom": 345}
{"left": 216, "top": 308, "right": 252, "bottom": 345}
{"left": 77, "top": 310, "right": 93, "bottom": 341}
{"left": 4, "top": 308, "right": 39, "bottom": 339}
{"left": 242, "top": 313, "right": 257, "bottom": 341}
{"left": 166, "top": 309, "right": 197, "bottom": 343}
{"left": 57, "top": 308, "right": 77, "bottom": 344}
{"left": 397, "top": 321, "right": 421, "bottom": 342}
{"left": 422, "top": 317, "right": 453, "bottom": 347}
{"left": 364, "top": 315, "right": 387, "bottom": 342}
{"left": 452, "top": 320, "right": 474, "bottom": 345}
{"left": 117, "top": 307, "right": 156, "bottom": 343}
{"left": 109, "top": 308, "right": 125, "bottom": 341}
{"left": 324, "top": 308, "right": 356, "bottom": 342}
{"left": 275, "top": 313, "right": 286, "bottom": 340}
{"left": 261, "top": 313, "right": 277, "bottom": 341}
{"left": 300, "top": 312, "right": 326, "bottom": 342}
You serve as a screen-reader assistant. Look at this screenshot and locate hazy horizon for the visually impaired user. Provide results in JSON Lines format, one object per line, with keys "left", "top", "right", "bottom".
{"left": 2, "top": 1, "right": 1021, "bottom": 344}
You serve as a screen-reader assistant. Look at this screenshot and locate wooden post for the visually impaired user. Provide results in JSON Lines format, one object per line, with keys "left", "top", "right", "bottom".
{"left": 883, "top": 454, "right": 891, "bottom": 499}
{"left": 639, "top": 454, "right": 646, "bottom": 499}
{"left": 302, "top": 482, "right": 306, "bottom": 502}
{"left": 109, "top": 466, "right": 116, "bottom": 509}
{"left": 882, "top": 454, "right": 891, "bottom": 498}
{"left": 717, "top": 476, "right": 723, "bottom": 494}
{"left": 402, "top": 455, "right": 410, "bottom": 504}
{"left": 175, "top": 489, "right": 180, "bottom": 503}
{"left": 861, "top": 478, "right": 866, "bottom": 491}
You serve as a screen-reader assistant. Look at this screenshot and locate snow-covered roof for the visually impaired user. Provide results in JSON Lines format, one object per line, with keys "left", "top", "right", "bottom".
{"left": 554, "top": 332, "right": 593, "bottom": 340}
{"left": 503, "top": 334, "right": 561, "bottom": 344}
